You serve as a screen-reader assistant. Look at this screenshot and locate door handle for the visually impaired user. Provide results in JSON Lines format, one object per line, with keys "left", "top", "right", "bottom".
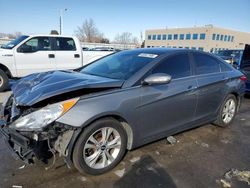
{"left": 48, "top": 54, "right": 55, "bottom": 58}
{"left": 74, "top": 54, "right": 80, "bottom": 58}
{"left": 185, "top": 85, "right": 198, "bottom": 95}
{"left": 187, "top": 85, "right": 198, "bottom": 91}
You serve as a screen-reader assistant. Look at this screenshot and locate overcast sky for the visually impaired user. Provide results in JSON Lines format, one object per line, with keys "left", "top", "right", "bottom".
{"left": 0, "top": 0, "right": 249, "bottom": 40}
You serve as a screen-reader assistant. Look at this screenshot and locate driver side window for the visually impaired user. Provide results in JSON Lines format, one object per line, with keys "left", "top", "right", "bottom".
{"left": 19, "top": 37, "right": 51, "bottom": 52}
{"left": 152, "top": 53, "right": 191, "bottom": 79}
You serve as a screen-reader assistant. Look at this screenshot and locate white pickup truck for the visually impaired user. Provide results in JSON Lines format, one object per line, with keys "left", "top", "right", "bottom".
{"left": 0, "top": 35, "right": 114, "bottom": 91}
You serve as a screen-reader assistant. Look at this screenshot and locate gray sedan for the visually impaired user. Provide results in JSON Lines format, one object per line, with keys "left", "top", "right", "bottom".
{"left": 0, "top": 48, "right": 246, "bottom": 175}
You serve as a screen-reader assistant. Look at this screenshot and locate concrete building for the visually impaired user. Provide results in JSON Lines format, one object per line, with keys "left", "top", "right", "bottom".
{"left": 145, "top": 25, "right": 250, "bottom": 52}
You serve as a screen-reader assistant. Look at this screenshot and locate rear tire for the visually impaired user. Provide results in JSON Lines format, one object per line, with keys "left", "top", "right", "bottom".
{"left": 213, "top": 94, "right": 237, "bottom": 127}
{"left": 0, "top": 69, "right": 9, "bottom": 92}
{"left": 72, "top": 118, "right": 127, "bottom": 175}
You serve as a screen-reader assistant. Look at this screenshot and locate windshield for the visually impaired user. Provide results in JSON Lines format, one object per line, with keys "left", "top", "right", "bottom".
{"left": 80, "top": 50, "right": 159, "bottom": 80}
{"left": 1, "top": 35, "right": 29, "bottom": 49}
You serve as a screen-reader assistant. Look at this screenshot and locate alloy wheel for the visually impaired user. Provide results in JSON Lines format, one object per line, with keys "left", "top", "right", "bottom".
{"left": 222, "top": 99, "right": 236, "bottom": 124}
{"left": 83, "top": 127, "right": 121, "bottom": 169}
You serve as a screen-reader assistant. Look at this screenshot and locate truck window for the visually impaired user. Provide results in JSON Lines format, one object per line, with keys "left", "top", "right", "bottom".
{"left": 19, "top": 37, "right": 52, "bottom": 52}
{"left": 55, "top": 37, "right": 76, "bottom": 51}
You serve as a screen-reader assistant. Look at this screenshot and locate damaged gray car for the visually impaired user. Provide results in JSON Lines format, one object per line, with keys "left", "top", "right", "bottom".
{"left": 0, "top": 48, "right": 246, "bottom": 175}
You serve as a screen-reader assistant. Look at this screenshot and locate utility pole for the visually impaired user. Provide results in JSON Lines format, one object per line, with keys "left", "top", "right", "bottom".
{"left": 59, "top": 8, "right": 67, "bottom": 35}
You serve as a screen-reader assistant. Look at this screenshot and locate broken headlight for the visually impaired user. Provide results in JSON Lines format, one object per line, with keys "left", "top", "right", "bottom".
{"left": 10, "top": 98, "right": 79, "bottom": 131}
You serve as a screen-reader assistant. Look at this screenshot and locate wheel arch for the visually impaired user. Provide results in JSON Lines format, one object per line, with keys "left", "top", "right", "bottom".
{"left": 229, "top": 91, "right": 241, "bottom": 112}
{"left": 65, "top": 114, "right": 134, "bottom": 168}
{"left": 0, "top": 63, "right": 13, "bottom": 78}
{"left": 81, "top": 114, "right": 134, "bottom": 150}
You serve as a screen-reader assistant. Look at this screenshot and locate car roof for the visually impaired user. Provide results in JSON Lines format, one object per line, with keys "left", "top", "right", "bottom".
{"left": 128, "top": 48, "right": 195, "bottom": 56}
{"left": 23, "top": 34, "right": 77, "bottom": 38}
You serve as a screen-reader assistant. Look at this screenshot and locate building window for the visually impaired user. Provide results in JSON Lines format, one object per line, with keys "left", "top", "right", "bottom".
{"left": 228, "top": 36, "right": 231, "bottom": 42}
{"left": 185, "top": 47, "right": 189, "bottom": 49}
{"left": 180, "top": 34, "right": 184, "bottom": 40}
{"left": 147, "top": 46, "right": 151, "bottom": 48}
{"left": 168, "top": 34, "right": 172, "bottom": 40}
{"left": 152, "top": 35, "right": 156, "bottom": 40}
{"left": 167, "top": 46, "right": 171, "bottom": 48}
{"left": 186, "top": 34, "right": 191, "bottom": 40}
{"left": 198, "top": 47, "right": 204, "bottom": 51}
{"left": 148, "top": 35, "right": 151, "bottom": 40}
{"left": 179, "top": 46, "right": 183, "bottom": 48}
{"left": 174, "top": 34, "right": 178, "bottom": 40}
{"left": 231, "top": 36, "right": 234, "bottom": 42}
{"left": 212, "top": 34, "right": 216, "bottom": 40}
{"left": 162, "top": 34, "right": 167, "bottom": 40}
{"left": 191, "top": 47, "right": 196, "bottom": 50}
{"left": 216, "top": 34, "right": 220, "bottom": 40}
{"left": 200, "top": 33, "right": 206, "bottom": 40}
{"left": 192, "top": 33, "right": 198, "bottom": 40}
{"left": 224, "top": 35, "right": 227, "bottom": 41}
{"left": 157, "top": 34, "right": 161, "bottom": 40}
{"left": 173, "top": 46, "right": 176, "bottom": 48}
{"left": 220, "top": 35, "right": 224, "bottom": 41}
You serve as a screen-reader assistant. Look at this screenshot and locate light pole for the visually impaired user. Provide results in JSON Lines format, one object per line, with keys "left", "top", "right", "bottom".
{"left": 59, "top": 8, "right": 67, "bottom": 35}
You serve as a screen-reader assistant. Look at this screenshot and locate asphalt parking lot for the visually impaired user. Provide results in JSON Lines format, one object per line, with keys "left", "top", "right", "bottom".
{"left": 0, "top": 92, "right": 250, "bottom": 188}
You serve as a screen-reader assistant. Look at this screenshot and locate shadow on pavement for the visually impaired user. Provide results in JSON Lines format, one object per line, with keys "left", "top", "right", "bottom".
{"left": 114, "top": 155, "right": 176, "bottom": 188}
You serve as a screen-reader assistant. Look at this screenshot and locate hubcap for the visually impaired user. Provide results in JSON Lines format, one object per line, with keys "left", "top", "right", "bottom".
{"left": 83, "top": 127, "right": 121, "bottom": 169}
{"left": 222, "top": 99, "right": 236, "bottom": 124}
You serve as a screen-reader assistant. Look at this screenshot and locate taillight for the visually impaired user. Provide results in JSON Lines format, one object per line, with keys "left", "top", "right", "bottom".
{"left": 240, "top": 75, "right": 247, "bottom": 82}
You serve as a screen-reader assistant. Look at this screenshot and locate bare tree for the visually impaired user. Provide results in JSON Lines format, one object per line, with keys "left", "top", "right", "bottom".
{"left": 75, "top": 18, "right": 105, "bottom": 43}
{"left": 132, "top": 37, "right": 139, "bottom": 45}
{"left": 114, "top": 32, "right": 132, "bottom": 44}
{"left": 114, "top": 32, "right": 139, "bottom": 46}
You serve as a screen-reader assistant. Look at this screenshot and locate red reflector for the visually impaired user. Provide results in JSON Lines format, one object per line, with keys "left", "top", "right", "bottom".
{"left": 240, "top": 75, "right": 247, "bottom": 82}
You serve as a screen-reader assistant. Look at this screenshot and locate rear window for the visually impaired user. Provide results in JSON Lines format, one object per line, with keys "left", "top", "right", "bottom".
{"left": 220, "top": 61, "right": 233, "bottom": 72}
{"left": 55, "top": 37, "right": 76, "bottom": 51}
{"left": 193, "top": 53, "right": 220, "bottom": 75}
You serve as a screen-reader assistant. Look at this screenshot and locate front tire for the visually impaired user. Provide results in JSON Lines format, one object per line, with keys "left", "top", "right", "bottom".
{"left": 73, "top": 118, "right": 127, "bottom": 175}
{"left": 213, "top": 94, "right": 237, "bottom": 127}
{"left": 0, "top": 70, "right": 9, "bottom": 92}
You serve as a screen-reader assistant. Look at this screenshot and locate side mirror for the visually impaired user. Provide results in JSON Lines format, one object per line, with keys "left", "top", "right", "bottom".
{"left": 17, "top": 45, "right": 33, "bottom": 53}
{"left": 143, "top": 73, "right": 172, "bottom": 85}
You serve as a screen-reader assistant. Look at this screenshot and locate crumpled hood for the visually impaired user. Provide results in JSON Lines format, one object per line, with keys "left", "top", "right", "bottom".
{"left": 11, "top": 70, "right": 124, "bottom": 106}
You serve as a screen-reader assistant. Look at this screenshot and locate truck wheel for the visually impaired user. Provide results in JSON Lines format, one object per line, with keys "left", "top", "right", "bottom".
{"left": 73, "top": 118, "right": 127, "bottom": 175}
{"left": 0, "top": 70, "right": 9, "bottom": 92}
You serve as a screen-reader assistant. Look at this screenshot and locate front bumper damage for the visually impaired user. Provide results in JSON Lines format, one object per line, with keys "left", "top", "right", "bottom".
{"left": 0, "top": 120, "right": 34, "bottom": 163}
{"left": 0, "top": 118, "right": 80, "bottom": 168}
{"left": 0, "top": 95, "right": 82, "bottom": 168}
